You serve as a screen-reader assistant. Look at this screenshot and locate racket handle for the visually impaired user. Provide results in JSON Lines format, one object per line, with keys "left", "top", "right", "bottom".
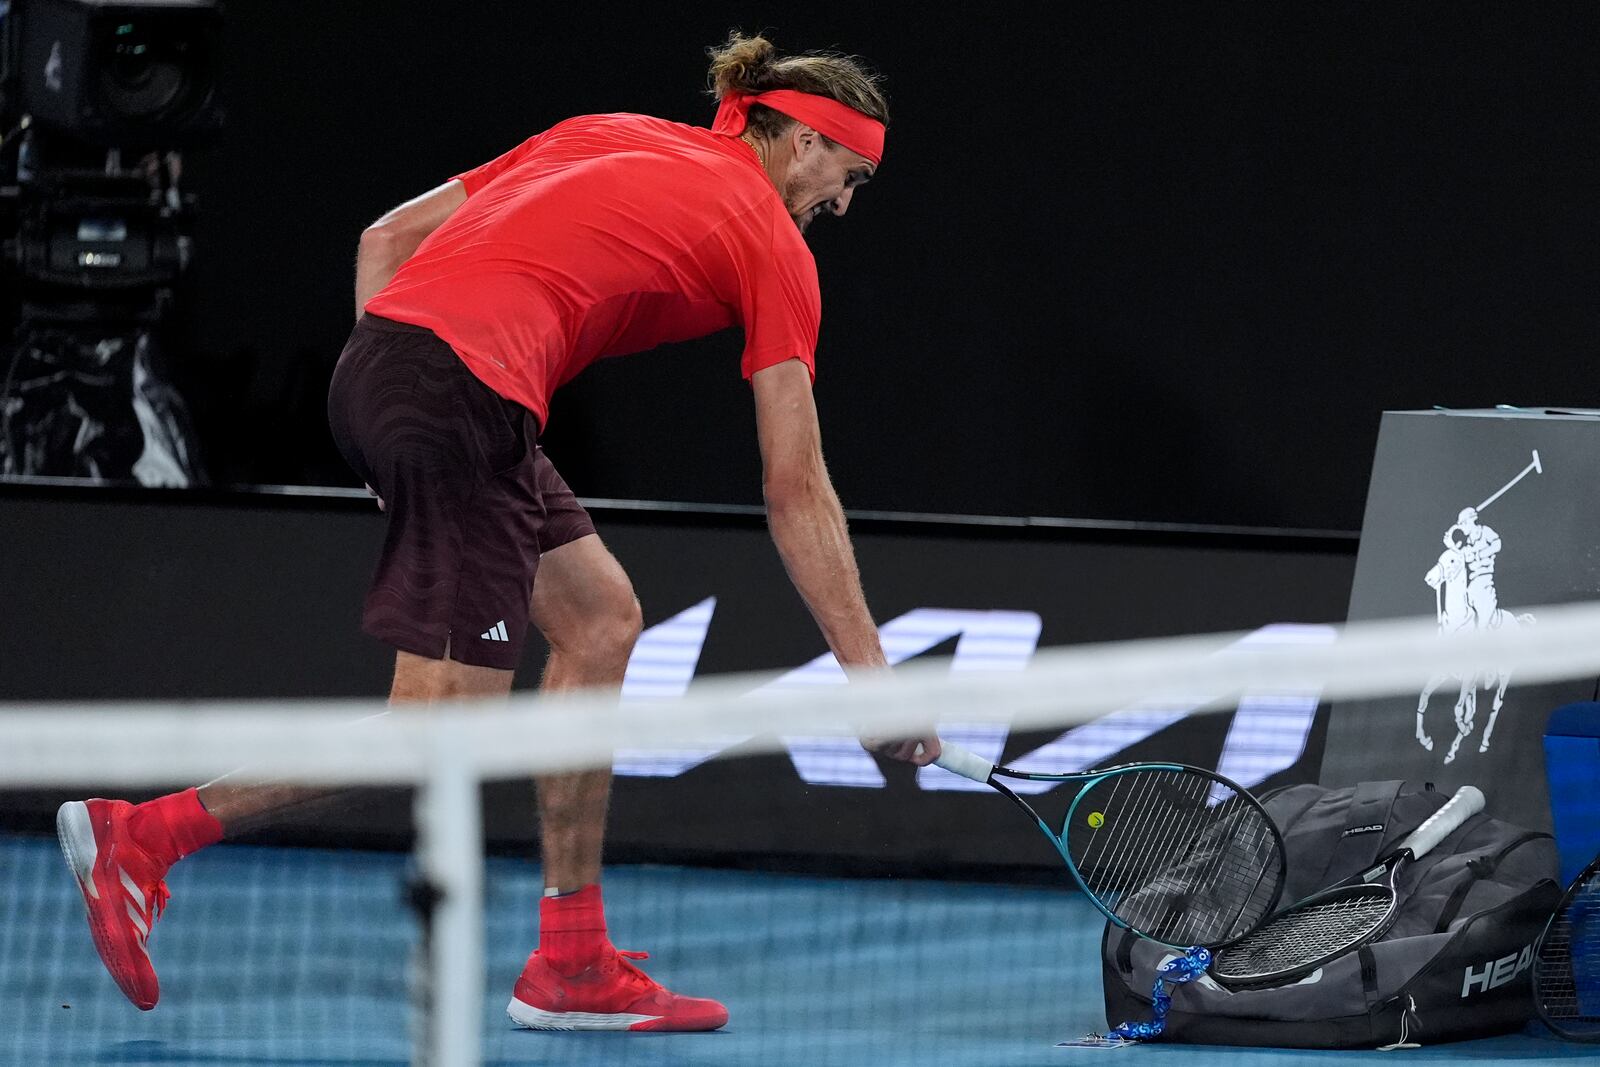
{"left": 1403, "top": 786, "right": 1485, "bottom": 860}
{"left": 933, "top": 743, "right": 995, "bottom": 783}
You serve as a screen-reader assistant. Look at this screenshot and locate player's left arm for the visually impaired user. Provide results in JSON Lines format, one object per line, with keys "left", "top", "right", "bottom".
{"left": 354, "top": 179, "right": 468, "bottom": 319}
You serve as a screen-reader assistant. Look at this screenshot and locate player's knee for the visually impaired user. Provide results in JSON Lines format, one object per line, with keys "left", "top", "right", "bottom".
{"left": 604, "top": 589, "right": 644, "bottom": 660}
{"left": 551, "top": 577, "right": 642, "bottom": 666}
{"left": 586, "top": 598, "right": 641, "bottom": 670}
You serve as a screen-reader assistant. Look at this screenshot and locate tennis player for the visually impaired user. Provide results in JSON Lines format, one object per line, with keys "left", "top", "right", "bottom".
{"left": 57, "top": 32, "right": 941, "bottom": 1031}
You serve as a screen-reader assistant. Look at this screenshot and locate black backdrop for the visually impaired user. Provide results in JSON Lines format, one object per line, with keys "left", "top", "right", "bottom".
{"left": 173, "top": 2, "right": 1600, "bottom": 530}
{"left": 0, "top": 485, "right": 1356, "bottom": 871}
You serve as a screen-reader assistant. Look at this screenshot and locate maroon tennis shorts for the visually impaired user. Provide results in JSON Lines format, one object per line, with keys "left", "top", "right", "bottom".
{"left": 327, "top": 314, "right": 595, "bottom": 669}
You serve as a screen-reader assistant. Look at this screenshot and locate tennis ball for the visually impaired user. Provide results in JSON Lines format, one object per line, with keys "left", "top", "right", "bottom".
{"left": 1087, "top": 811, "right": 1105, "bottom": 828}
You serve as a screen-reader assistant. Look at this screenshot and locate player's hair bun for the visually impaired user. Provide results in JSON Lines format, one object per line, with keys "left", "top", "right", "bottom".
{"left": 707, "top": 32, "right": 779, "bottom": 97}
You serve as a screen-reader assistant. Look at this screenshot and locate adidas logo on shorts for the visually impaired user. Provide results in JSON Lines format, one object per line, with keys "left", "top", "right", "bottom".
{"left": 481, "top": 621, "right": 509, "bottom": 642}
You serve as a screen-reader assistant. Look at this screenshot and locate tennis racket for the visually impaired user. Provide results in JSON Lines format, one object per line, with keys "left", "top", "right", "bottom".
{"left": 1533, "top": 851, "right": 1600, "bottom": 1042}
{"left": 933, "top": 742, "right": 1286, "bottom": 949}
{"left": 1210, "top": 785, "right": 1485, "bottom": 988}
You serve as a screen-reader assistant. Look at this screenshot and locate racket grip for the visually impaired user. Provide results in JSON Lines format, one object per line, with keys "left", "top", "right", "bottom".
{"left": 933, "top": 743, "right": 995, "bottom": 783}
{"left": 1404, "top": 786, "right": 1486, "bottom": 860}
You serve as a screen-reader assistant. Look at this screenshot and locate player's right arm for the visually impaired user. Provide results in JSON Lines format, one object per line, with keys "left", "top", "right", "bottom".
{"left": 752, "top": 360, "right": 939, "bottom": 766}
{"left": 354, "top": 179, "right": 467, "bottom": 319}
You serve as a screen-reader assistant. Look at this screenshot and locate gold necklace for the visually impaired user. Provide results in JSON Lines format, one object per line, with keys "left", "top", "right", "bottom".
{"left": 740, "top": 133, "right": 766, "bottom": 168}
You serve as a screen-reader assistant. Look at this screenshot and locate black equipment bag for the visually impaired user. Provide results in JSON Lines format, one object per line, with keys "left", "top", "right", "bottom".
{"left": 1101, "top": 780, "right": 1562, "bottom": 1048}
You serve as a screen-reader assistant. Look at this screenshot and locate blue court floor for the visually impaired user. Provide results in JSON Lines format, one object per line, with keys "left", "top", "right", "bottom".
{"left": 0, "top": 835, "right": 1589, "bottom": 1066}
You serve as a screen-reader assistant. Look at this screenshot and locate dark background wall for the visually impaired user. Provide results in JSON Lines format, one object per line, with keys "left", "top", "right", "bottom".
{"left": 172, "top": 2, "right": 1599, "bottom": 531}
{"left": 0, "top": 485, "right": 1356, "bottom": 870}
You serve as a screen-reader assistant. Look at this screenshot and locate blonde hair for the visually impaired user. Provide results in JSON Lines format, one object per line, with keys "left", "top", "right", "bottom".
{"left": 706, "top": 31, "right": 889, "bottom": 141}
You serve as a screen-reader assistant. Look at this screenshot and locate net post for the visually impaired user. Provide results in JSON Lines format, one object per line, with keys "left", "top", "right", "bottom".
{"left": 412, "top": 731, "right": 485, "bottom": 1067}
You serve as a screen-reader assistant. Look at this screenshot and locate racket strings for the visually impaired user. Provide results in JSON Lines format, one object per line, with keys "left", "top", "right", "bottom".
{"left": 1535, "top": 872, "right": 1600, "bottom": 1030}
{"left": 1173, "top": 785, "right": 1279, "bottom": 924}
{"left": 1078, "top": 772, "right": 1164, "bottom": 898}
{"left": 1194, "top": 805, "right": 1281, "bottom": 935}
{"left": 1112, "top": 779, "right": 1266, "bottom": 940}
{"left": 1213, "top": 888, "right": 1392, "bottom": 983}
{"left": 1069, "top": 770, "right": 1282, "bottom": 946}
{"left": 1080, "top": 772, "right": 1194, "bottom": 910}
{"left": 1153, "top": 793, "right": 1280, "bottom": 940}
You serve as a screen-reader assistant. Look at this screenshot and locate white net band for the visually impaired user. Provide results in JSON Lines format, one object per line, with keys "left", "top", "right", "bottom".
{"left": 6, "top": 599, "right": 1600, "bottom": 787}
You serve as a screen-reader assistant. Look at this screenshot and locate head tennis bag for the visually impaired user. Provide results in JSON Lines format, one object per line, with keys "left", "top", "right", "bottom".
{"left": 1100, "top": 779, "right": 1561, "bottom": 1048}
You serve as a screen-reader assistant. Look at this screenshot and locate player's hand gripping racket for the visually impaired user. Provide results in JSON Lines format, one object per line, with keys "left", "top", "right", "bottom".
{"left": 933, "top": 743, "right": 1287, "bottom": 948}
{"left": 1533, "top": 850, "right": 1600, "bottom": 1042}
{"left": 1210, "top": 785, "right": 1485, "bottom": 988}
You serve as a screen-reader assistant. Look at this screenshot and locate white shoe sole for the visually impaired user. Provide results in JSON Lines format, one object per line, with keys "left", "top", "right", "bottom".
{"left": 506, "top": 996, "right": 659, "bottom": 1031}
{"left": 57, "top": 801, "right": 99, "bottom": 897}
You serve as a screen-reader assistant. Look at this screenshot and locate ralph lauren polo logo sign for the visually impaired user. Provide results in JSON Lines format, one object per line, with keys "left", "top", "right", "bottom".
{"left": 1415, "top": 451, "right": 1542, "bottom": 764}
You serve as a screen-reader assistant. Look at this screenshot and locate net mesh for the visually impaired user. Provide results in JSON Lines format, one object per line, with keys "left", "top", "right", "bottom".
{"left": 0, "top": 833, "right": 1098, "bottom": 1066}
{"left": 4, "top": 603, "right": 1600, "bottom": 1065}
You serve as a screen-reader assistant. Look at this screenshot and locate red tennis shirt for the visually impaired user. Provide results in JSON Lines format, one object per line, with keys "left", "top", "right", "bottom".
{"left": 363, "top": 113, "right": 821, "bottom": 427}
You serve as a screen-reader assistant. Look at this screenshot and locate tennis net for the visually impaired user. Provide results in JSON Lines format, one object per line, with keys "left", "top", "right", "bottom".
{"left": 4, "top": 601, "right": 1599, "bottom": 1066}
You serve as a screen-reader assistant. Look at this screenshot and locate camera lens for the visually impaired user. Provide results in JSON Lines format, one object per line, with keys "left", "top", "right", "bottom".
{"left": 99, "top": 29, "right": 187, "bottom": 119}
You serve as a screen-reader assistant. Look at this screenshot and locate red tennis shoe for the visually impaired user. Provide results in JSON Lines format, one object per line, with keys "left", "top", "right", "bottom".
{"left": 57, "top": 799, "right": 171, "bottom": 1011}
{"left": 507, "top": 947, "right": 729, "bottom": 1032}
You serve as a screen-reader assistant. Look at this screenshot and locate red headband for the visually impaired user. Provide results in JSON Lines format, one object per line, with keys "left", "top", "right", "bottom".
{"left": 712, "top": 89, "right": 885, "bottom": 166}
